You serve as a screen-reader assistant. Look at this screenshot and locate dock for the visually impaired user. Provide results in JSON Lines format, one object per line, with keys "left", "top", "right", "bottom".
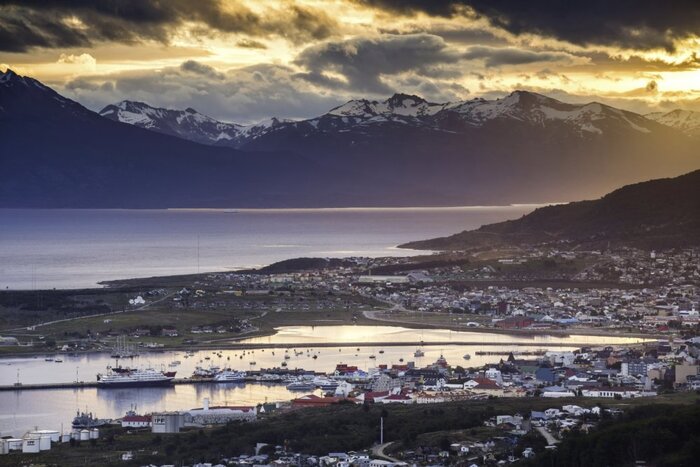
{"left": 0, "top": 377, "right": 221, "bottom": 392}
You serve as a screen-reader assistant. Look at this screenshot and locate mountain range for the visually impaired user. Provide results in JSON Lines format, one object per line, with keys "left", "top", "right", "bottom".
{"left": 1, "top": 68, "right": 699, "bottom": 208}
{"left": 101, "top": 94, "right": 700, "bottom": 146}
{"left": 401, "top": 169, "right": 700, "bottom": 250}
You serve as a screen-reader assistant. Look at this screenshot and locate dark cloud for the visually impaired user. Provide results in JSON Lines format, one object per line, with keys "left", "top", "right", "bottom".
{"left": 294, "top": 33, "right": 463, "bottom": 93}
{"left": 463, "top": 46, "right": 577, "bottom": 67}
{"left": 180, "top": 60, "right": 225, "bottom": 80}
{"left": 0, "top": 0, "right": 338, "bottom": 52}
{"left": 237, "top": 39, "right": 267, "bottom": 49}
{"left": 59, "top": 63, "right": 346, "bottom": 124}
{"left": 357, "top": 0, "right": 700, "bottom": 50}
{"left": 379, "top": 24, "right": 507, "bottom": 46}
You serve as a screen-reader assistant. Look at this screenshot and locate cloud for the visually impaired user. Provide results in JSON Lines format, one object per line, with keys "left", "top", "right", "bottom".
{"left": 0, "top": 0, "right": 340, "bottom": 52}
{"left": 237, "top": 38, "right": 267, "bottom": 49}
{"left": 180, "top": 60, "right": 225, "bottom": 80}
{"left": 294, "top": 33, "right": 464, "bottom": 94}
{"left": 57, "top": 52, "right": 97, "bottom": 70}
{"left": 357, "top": 1, "right": 700, "bottom": 51}
{"left": 61, "top": 62, "right": 346, "bottom": 124}
{"left": 463, "top": 46, "right": 584, "bottom": 67}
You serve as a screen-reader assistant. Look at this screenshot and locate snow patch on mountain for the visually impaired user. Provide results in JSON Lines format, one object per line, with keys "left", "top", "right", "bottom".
{"left": 646, "top": 109, "right": 700, "bottom": 137}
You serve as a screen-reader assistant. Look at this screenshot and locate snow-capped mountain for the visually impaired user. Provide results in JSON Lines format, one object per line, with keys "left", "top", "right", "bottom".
{"left": 101, "top": 91, "right": 663, "bottom": 150}
{"left": 99, "top": 100, "right": 297, "bottom": 147}
{"left": 99, "top": 101, "right": 245, "bottom": 146}
{"left": 646, "top": 109, "right": 700, "bottom": 137}
{"left": 440, "top": 91, "right": 655, "bottom": 134}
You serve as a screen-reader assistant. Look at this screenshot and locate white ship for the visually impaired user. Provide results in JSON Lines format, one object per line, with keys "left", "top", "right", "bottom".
{"left": 97, "top": 368, "right": 173, "bottom": 388}
{"left": 286, "top": 379, "right": 316, "bottom": 391}
{"left": 213, "top": 370, "right": 246, "bottom": 382}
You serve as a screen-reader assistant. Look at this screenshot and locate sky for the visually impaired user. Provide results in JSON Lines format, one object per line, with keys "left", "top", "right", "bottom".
{"left": 1, "top": 0, "right": 700, "bottom": 124}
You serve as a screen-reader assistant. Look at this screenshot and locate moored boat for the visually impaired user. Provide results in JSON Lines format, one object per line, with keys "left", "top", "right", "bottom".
{"left": 213, "top": 370, "right": 246, "bottom": 382}
{"left": 97, "top": 368, "right": 174, "bottom": 388}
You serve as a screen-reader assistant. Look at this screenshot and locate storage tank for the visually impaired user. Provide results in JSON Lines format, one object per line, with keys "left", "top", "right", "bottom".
{"left": 61, "top": 434, "right": 71, "bottom": 443}
{"left": 22, "top": 438, "right": 40, "bottom": 454}
{"left": 71, "top": 429, "right": 80, "bottom": 440}
{"left": 30, "top": 430, "right": 60, "bottom": 443}
{"left": 79, "top": 429, "right": 90, "bottom": 441}
{"left": 90, "top": 428, "right": 99, "bottom": 439}
{"left": 38, "top": 435, "right": 51, "bottom": 451}
{"left": 0, "top": 439, "right": 9, "bottom": 455}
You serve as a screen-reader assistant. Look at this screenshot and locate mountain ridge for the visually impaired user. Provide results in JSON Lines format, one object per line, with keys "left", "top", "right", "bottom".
{"left": 100, "top": 89, "right": 674, "bottom": 149}
{"left": 400, "top": 169, "right": 700, "bottom": 250}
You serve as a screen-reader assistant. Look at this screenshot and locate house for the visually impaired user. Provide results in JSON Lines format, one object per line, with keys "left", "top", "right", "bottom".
{"left": 535, "top": 367, "right": 557, "bottom": 384}
{"left": 466, "top": 377, "right": 504, "bottom": 396}
{"left": 377, "top": 393, "right": 413, "bottom": 404}
{"left": 121, "top": 414, "right": 151, "bottom": 428}
{"left": 495, "top": 316, "right": 534, "bottom": 329}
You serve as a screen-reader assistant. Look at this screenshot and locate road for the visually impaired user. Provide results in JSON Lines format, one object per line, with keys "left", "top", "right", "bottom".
{"left": 535, "top": 426, "right": 559, "bottom": 445}
{"left": 6, "top": 291, "right": 178, "bottom": 333}
{"left": 371, "top": 442, "right": 401, "bottom": 463}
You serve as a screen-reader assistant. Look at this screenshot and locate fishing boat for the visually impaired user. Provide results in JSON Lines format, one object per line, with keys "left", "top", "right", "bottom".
{"left": 72, "top": 411, "right": 110, "bottom": 429}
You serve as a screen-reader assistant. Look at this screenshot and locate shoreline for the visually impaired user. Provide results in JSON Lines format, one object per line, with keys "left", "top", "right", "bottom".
{"left": 0, "top": 317, "right": 656, "bottom": 359}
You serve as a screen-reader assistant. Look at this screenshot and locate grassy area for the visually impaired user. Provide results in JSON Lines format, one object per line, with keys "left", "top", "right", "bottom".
{"left": 0, "top": 285, "right": 386, "bottom": 355}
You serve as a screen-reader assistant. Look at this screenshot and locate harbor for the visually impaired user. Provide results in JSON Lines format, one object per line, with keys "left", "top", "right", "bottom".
{"left": 0, "top": 325, "right": 647, "bottom": 436}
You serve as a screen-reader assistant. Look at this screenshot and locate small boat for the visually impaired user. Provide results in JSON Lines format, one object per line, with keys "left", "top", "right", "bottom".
{"left": 281, "top": 361, "right": 288, "bottom": 367}
{"left": 399, "top": 358, "right": 404, "bottom": 362}
{"left": 284, "top": 354, "right": 291, "bottom": 360}
{"left": 54, "top": 359, "right": 63, "bottom": 363}
{"left": 463, "top": 354, "right": 471, "bottom": 360}
{"left": 249, "top": 361, "right": 256, "bottom": 365}
{"left": 414, "top": 349, "right": 425, "bottom": 357}
{"left": 45, "top": 357, "right": 54, "bottom": 362}
{"left": 378, "top": 350, "right": 384, "bottom": 354}
{"left": 312, "top": 355, "right": 318, "bottom": 359}
{"left": 286, "top": 380, "right": 315, "bottom": 391}
{"left": 369, "top": 355, "right": 376, "bottom": 359}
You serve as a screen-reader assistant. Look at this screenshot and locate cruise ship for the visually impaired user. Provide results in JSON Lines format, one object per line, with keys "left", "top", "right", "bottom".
{"left": 97, "top": 368, "right": 174, "bottom": 387}
{"left": 213, "top": 370, "right": 246, "bottom": 382}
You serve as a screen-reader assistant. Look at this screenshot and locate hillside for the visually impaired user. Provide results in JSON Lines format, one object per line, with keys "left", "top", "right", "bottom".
{"left": 401, "top": 170, "right": 700, "bottom": 250}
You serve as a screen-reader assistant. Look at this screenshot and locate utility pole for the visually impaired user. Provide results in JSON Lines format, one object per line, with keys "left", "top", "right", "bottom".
{"left": 380, "top": 416, "right": 384, "bottom": 444}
